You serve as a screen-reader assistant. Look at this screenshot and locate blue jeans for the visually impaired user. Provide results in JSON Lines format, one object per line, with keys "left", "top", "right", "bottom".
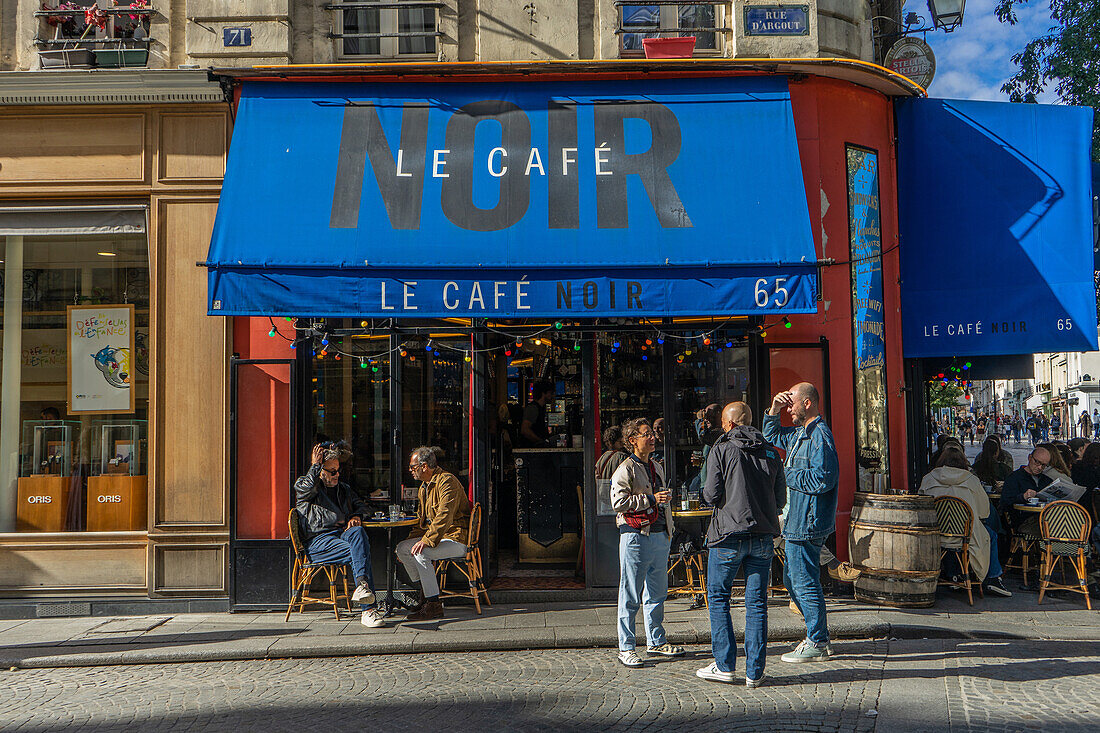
{"left": 617, "top": 530, "right": 671, "bottom": 652}
{"left": 707, "top": 534, "right": 773, "bottom": 680}
{"left": 306, "top": 526, "right": 376, "bottom": 609}
{"left": 983, "top": 516, "right": 1003, "bottom": 579}
{"left": 784, "top": 538, "right": 829, "bottom": 646}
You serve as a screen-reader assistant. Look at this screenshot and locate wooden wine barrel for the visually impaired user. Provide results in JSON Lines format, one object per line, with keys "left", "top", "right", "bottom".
{"left": 848, "top": 492, "right": 940, "bottom": 608}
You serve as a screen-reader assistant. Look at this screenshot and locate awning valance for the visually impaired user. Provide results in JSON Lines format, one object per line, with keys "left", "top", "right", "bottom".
{"left": 897, "top": 98, "right": 1098, "bottom": 357}
{"left": 205, "top": 77, "right": 818, "bottom": 318}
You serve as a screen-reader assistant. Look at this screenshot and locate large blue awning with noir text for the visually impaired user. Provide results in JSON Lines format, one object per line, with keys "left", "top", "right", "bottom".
{"left": 205, "top": 77, "right": 818, "bottom": 317}
{"left": 897, "top": 98, "right": 1098, "bottom": 357}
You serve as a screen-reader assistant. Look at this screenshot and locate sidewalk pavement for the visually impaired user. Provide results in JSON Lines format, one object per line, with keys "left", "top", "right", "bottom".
{"left": 0, "top": 588, "right": 1096, "bottom": 669}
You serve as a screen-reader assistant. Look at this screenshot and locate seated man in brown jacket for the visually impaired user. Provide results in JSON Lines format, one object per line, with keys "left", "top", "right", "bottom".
{"left": 396, "top": 445, "right": 472, "bottom": 621}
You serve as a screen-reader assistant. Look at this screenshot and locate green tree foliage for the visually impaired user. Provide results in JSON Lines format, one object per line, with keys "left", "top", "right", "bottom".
{"left": 928, "top": 380, "right": 965, "bottom": 409}
{"left": 996, "top": 0, "right": 1100, "bottom": 160}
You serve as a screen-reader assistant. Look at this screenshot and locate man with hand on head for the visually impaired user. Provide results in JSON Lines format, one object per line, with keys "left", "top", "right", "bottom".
{"left": 763, "top": 382, "right": 839, "bottom": 664}
{"left": 696, "top": 402, "right": 785, "bottom": 689}
{"left": 295, "top": 442, "right": 384, "bottom": 628}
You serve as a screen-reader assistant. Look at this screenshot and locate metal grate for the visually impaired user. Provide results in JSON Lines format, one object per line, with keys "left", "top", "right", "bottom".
{"left": 36, "top": 602, "right": 92, "bottom": 618}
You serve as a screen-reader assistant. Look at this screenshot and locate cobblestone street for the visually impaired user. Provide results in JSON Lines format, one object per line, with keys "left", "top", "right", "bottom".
{"left": 3, "top": 638, "right": 1098, "bottom": 732}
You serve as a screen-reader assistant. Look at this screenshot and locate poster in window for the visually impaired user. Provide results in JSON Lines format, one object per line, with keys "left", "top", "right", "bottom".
{"left": 67, "top": 304, "right": 136, "bottom": 414}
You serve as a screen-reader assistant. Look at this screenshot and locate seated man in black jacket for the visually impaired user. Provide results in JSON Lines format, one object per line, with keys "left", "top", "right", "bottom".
{"left": 295, "top": 442, "right": 384, "bottom": 628}
{"left": 999, "top": 447, "right": 1053, "bottom": 536}
{"left": 696, "top": 402, "right": 785, "bottom": 688}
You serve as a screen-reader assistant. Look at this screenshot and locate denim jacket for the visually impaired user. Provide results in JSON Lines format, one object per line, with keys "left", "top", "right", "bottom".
{"left": 762, "top": 413, "right": 839, "bottom": 541}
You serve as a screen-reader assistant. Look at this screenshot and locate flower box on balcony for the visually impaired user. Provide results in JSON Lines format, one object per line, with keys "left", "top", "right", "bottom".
{"left": 92, "top": 47, "right": 148, "bottom": 67}
{"left": 641, "top": 37, "right": 697, "bottom": 59}
{"left": 38, "top": 48, "right": 95, "bottom": 68}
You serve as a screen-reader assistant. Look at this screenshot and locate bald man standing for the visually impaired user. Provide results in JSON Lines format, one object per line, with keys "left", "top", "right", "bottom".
{"left": 696, "top": 402, "right": 785, "bottom": 688}
{"left": 764, "top": 382, "right": 839, "bottom": 664}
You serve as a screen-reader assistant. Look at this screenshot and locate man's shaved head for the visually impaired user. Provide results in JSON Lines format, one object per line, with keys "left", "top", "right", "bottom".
{"left": 792, "top": 382, "right": 820, "bottom": 409}
{"left": 722, "top": 401, "right": 753, "bottom": 431}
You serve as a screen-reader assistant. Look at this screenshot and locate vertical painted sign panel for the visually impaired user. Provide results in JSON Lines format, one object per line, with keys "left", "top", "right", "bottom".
{"left": 847, "top": 147, "right": 889, "bottom": 490}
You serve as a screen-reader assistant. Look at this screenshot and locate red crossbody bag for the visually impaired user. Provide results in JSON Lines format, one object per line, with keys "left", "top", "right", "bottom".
{"left": 621, "top": 459, "right": 662, "bottom": 530}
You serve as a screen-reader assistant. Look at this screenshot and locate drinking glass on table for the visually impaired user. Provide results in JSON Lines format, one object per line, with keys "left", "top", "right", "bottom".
{"left": 389, "top": 503, "right": 402, "bottom": 521}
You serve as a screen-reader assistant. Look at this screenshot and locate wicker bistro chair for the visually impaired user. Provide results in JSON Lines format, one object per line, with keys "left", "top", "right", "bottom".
{"left": 285, "top": 510, "right": 353, "bottom": 621}
{"left": 1002, "top": 507, "right": 1042, "bottom": 588}
{"left": 436, "top": 502, "right": 491, "bottom": 614}
{"left": 934, "top": 496, "right": 984, "bottom": 606}
{"left": 1038, "top": 500, "right": 1093, "bottom": 610}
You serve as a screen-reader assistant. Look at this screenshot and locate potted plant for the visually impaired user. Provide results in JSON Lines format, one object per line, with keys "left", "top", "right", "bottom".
{"left": 93, "top": 0, "right": 150, "bottom": 68}
{"left": 38, "top": 2, "right": 96, "bottom": 69}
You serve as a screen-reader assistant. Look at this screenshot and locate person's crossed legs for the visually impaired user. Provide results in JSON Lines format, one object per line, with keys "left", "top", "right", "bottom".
{"left": 305, "top": 526, "right": 382, "bottom": 624}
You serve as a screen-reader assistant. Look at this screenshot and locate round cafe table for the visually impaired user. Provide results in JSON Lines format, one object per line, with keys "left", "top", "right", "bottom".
{"left": 360, "top": 516, "right": 418, "bottom": 617}
{"left": 1013, "top": 503, "right": 1044, "bottom": 513}
{"left": 669, "top": 509, "right": 712, "bottom": 608}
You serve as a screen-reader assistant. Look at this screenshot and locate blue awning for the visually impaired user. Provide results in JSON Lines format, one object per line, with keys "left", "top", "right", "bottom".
{"left": 897, "top": 98, "right": 1097, "bottom": 357}
{"left": 205, "top": 77, "right": 818, "bottom": 318}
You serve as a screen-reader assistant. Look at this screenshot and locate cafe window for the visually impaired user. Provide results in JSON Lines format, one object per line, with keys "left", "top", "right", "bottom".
{"left": 1, "top": 224, "right": 150, "bottom": 534}
{"left": 619, "top": 4, "right": 721, "bottom": 55}
{"left": 669, "top": 338, "right": 750, "bottom": 492}
{"left": 399, "top": 336, "right": 470, "bottom": 490}
{"left": 336, "top": 1, "right": 438, "bottom": 58}
{"left": 309, "top": 325, "right": 393, "bottom": 502}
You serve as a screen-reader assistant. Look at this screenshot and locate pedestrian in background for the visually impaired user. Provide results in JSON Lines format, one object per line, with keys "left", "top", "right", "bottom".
{"left": 763, "top": 382, "right": 839, "bottom": 664}
{"left": 696, "top": 402, "right": 785, "bottom": 688}
{"left": 610, "top": 418, "right": 684, "bottom": 667}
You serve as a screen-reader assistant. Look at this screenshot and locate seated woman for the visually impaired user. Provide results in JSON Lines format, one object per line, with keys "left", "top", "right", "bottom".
{"left": 919, "top": 446, "right": 1012, "bottom": 597}
{"left": 1037, "top": 442, "right": 1073, "bottom": 484}
{"left": 972, "top": 437, "right": 1011, "bottom": 488}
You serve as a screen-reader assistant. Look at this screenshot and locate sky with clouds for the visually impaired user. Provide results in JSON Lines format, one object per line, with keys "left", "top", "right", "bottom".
{"left": 903, "top": 0, "right": 1059, "bottom": 102}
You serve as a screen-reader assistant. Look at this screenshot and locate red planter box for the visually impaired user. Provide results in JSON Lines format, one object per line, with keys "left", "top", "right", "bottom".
{"left": 642, "top": 37, "right": 697, "bottom": 59}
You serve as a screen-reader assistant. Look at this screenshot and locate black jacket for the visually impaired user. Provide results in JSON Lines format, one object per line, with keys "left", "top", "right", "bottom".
{"left": 294, "top": 464, "right": 369, "bottom": 542}
{"left": 703, "top": 425, "right": 786, "bottom": 546}
{"left": 999, "top": 467, "right": 1051, "bottom": 529}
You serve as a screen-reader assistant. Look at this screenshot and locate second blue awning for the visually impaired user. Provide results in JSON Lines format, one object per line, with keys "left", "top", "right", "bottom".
{"left": 205, "top": 76, "right": 818, "bottom": 318}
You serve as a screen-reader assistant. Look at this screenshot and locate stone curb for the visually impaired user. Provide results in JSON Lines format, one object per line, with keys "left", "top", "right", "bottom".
{"left": 2, "top": 619, "right": 1037, "bottom": 670}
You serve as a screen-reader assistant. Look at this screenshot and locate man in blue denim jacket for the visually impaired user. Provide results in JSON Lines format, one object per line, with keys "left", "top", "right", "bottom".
{"left": 763, "top": 382, "right": 839, "bottom": 663}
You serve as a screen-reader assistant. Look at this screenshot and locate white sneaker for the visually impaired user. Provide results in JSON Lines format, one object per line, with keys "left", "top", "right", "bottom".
{"left": 745, "top": 673, "right": 766, "bottom": 688}
{"left": 360, "top": 608, "right": 386, "bottom": 628}
{"left": 695, "top": 662, "right": 736, "bottom": 683}
{"left": 352, "top": 583, "right": 375, "bottom": 605}
{"left": 618, "top": 650, "right": 644, "bottom": 668}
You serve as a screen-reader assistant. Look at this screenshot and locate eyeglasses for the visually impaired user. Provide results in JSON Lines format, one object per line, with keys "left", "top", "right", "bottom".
{"left": 635, "top": 431, "right": 655, "bottom": 439}
{"left": 409, "top": 463, "right": 421, "bottom": 472}
{"left": 321, "top": 467, "right": 340, "bottom": 476}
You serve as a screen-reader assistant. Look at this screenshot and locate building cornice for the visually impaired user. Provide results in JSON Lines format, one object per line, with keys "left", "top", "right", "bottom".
{"left": 210, "top": 58, "right": 926, "bottom": 98}
{"left": 0, "top": 70, "right": 225, "bottom": 106}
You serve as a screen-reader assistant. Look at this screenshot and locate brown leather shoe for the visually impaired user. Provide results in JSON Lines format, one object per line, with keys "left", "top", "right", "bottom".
{"left": 406, "top": 600, "right": 444, "bottom": 622}
{"left": 826, "top": 561, "right": 861, "bottom": 583}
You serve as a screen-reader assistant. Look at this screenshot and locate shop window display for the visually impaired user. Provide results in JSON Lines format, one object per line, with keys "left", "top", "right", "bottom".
{"left": 0, "top": 233, "right": 150, "bottom": 533}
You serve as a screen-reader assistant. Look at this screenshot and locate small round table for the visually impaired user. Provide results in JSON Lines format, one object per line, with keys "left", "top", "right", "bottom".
{"left": 1013, "top": 503, "right": 1044, "bottom": 513}
{"left": 361, "top": 517, "right": 419, "bottom": 617}
{"left": 669, "top": 509, "right": 712, "bottom": 608}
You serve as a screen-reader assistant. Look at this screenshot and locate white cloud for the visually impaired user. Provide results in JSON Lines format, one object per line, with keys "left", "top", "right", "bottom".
{"left": 901, "top": 0, "right": 1059, "bottom": 102}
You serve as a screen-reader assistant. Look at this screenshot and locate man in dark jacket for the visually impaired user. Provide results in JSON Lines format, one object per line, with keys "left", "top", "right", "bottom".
{"left": 295, "top": 443, "right": 384, "bottom": 628}
{"left": 695, "top": 402, "right": 784, "bottom": 688}
{"left": 1000, "top": 447, "right": 1053, "bottom": 535}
